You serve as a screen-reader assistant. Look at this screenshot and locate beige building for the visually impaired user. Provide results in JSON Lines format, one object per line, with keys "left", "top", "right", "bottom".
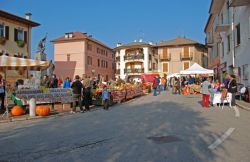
{"left": 0, "top": 10, "right": 40, "bottom": 83}
{"left": 0, "top": 10, "right": 40, "bottom": 58}
{"left": 52, "top": 32, "right": 115, "bottom": 81}
{"left": 156, "top": 37, "right": 208, "bottom": 75}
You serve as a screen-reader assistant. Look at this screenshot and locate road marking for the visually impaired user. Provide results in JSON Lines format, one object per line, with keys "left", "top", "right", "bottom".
{"left": 233, "top": 106, "right": 240, "bottom": 117}
{"left": 208, "top": 128, "right": 235, "bottom": 150}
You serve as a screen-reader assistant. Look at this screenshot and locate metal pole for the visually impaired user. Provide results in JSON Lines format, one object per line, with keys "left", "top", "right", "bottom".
{"left": 231, "top": 7, "right": 235, "bottom": 68}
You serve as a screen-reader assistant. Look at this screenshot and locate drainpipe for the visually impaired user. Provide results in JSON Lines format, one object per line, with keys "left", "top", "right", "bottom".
{"left": 231, "top": 7, "right": 235, "bottom": 68}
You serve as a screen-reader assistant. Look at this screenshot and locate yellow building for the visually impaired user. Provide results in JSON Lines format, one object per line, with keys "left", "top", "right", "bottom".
{"left": 0, "top": 10, "right": 40, "bottom": 83}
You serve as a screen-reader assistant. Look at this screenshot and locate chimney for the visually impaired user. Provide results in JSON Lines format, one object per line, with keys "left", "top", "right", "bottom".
{"left": 25, "top": 13, "right": 32, "bottom": 20}
{"left": 116, "top": 43, "right": 122, "bottom": 47}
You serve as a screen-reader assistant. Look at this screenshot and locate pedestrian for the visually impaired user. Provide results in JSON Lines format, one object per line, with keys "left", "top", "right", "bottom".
{"left": 58, "top": 78, "right": 63, "bottom": 87}
{"left": 160, "top": 77, "right": 166, "bottom": 91}
{"left": 41, "top": 75, "right": 49, "bottom": 88}
{"left": 0, "top": 74, "right": 5, "bottom": 112}
{"left": 82, "top": 86, "right": 92, "bottom": 111}
{"left": 201, "top": 77, "right": 212, "bottom": 108}
{"left": 49, "top": 74, "right": 58, "bottom": 88}
{"left": 63, "top": 77, "right": 71, "bottom": 88}
{"left": 71, "top": 75, "right": 84, "bottom": 113}
{"left": 152, "top": 76, "right": 158, "bottom": 96}
{"left": 174, "top": 77, "right": 181, "bottom": 94}
{"left": 102, "top": 86, "right": 110, "bottom": 110}
{"left": 27, "top": 74, "right": 35, "bottom": 87}
{"left": 227, "top": 74, "right": 237, "bottom": 108}
{"left": 82, "top": 75, "right": 91, "bottom": 88}
{"left": 156, "top": 76, "right": 161, "bottom": 94}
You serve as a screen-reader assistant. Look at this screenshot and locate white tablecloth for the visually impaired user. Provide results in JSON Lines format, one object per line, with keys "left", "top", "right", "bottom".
{"left": 213, "top": 93, "right": 232, "bottom": 105}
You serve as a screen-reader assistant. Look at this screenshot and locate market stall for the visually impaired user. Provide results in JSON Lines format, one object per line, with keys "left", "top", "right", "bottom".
{"left": 0, "top": 55, "right": 50, "bottom": 118}
{"left": 180, "top": 63, "right": 214, "bottom": 95}
{"left": 180, "top": 63, "right": 214, "bottom": 75}
{"left": 92, "top": 83, "right": 144, "bottom": 106}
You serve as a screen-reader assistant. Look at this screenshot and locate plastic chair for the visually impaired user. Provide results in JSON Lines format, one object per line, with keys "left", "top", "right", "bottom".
{"left": 221, "top": 92, "right": 232, "bottom": 109}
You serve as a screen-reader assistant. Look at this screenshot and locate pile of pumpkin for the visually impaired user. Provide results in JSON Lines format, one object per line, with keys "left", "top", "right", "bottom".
{"left": 11, "top": 105, "right": 51, "bottom": 117}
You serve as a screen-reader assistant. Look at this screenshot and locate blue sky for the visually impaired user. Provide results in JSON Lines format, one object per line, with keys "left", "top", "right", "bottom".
{"left": 1, "top": 0, "right": 211, "bottom": 60}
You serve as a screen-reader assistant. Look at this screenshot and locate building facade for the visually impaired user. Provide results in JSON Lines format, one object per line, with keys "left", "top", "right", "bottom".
{"left": 114, "top": 41, "right": 158, "bottom": 80}
{"left": 0, "top": 10, "right": 40, "bottom": 82}
{"left": 205, "top": 0, "right": 250, "bottom": 86}
{"left": 0, "top": 10, "right": 40, "bottom": 58}
{"left": 52, "top": 32, "right": 115, "bottom": 81}
{"left": 156, "top": 37, "right": 208, "bottom": 76}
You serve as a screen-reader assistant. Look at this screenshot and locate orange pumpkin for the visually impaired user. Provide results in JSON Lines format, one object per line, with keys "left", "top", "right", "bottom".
{"left": 36, "top": 106, "right": 50, "bottom": 116}
{"left": 11, "top": 106, "right": 24, "bottom": 116}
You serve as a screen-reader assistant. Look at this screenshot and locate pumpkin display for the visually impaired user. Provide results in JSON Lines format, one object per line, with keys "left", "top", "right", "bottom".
{"left": 36, "top": 106, "right": 50, "bottom": 116}
{"left": 11, "top": 106, "right": 24, "bottom": 116}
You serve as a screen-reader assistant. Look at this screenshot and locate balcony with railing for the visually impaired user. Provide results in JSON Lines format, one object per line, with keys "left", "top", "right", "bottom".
{"left": 159, "top": 54, "right": 171, "bottom": 62}
{"left": 230, "top": 0, "right": 250, "bottom": 7}
{"left": 124, "top": 68, "right": 144, "bottom": 74}
{"left": 180, "top": 53, "right": 193, "bottom": 61}
{"left": 116, "top": 56, "right": 120, "bottom": 62}
{"left": 124, "top": 54, "right": 144, "bottom": 61}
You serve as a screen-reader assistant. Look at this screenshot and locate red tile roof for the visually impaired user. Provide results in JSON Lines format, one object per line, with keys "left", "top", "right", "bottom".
{"left": 51, "top": 32, "right": 112, "bottom": 50}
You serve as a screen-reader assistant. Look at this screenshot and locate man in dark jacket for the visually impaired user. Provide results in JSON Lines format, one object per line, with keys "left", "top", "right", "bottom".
{"left": 49, "top": 74, "right": 58, "bottom": 88}
{"left": 227, "top": 74, "right": 237, "bottom": 107}
{"left": 71, "top": 75, "right": 84, "bottom": 113}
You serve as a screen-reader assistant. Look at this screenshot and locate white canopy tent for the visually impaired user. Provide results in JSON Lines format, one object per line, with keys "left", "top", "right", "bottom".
{"left": 180, "top": 63, "right": 214, "bottom": 75}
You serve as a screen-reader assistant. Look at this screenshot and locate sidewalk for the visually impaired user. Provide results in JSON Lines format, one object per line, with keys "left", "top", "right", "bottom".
{"left": 236, "top": 100, "right": 250, "bottom": 111}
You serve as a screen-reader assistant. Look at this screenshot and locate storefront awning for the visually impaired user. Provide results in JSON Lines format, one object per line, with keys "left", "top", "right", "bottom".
{"left": 0, "top": 55, "right": 49, "bottom": 70}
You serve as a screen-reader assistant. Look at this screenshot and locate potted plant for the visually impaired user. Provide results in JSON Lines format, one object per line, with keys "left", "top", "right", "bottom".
{"left": 0, "top": 36, "right": 6, "bottom": 45}
{"left": 16, "top": 40, "right": 25, "bottom": 48}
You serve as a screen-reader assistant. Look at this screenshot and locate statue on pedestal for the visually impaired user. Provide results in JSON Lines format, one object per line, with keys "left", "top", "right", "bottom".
{"left": 35, "top": 34, "right": 47, "bottom": 61}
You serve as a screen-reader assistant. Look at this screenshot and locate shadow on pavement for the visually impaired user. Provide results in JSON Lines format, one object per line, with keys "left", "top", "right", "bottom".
{"left": 0, "top": 98, "right": 230, "bottom": 162}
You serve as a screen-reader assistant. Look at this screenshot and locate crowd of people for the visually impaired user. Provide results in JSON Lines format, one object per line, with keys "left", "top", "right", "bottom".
{"left": 0, "top": 72, "right": 246, "bottom": 114}
{"left": 200, "top": 74, "right": 238, "bottom": 108}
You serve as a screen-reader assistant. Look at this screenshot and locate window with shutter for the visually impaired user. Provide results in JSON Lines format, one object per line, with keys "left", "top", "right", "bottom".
{"left": 183, "top": 62, "right": 190, "bottom": 70}
{"left": 17, "top": 29, "right": 24, "bottom": 41}
{"left": 163, "top": 48, "right": 168, "bottom": 59}
{"left": 163, "top": 63, "right": 168, "bottom": 73}
{"left": 5, "top": 26, "right": 9, "bottom": 40}
{"left": 184, "top": 47, "right": 189, "bottom": 58}
{"left": 0, "top": 24, "right": 4, "bottom": 37}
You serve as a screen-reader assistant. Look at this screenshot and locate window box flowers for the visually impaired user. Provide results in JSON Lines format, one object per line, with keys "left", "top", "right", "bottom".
{"left": 16, "top": 40, "right": 25, "bottom": 48}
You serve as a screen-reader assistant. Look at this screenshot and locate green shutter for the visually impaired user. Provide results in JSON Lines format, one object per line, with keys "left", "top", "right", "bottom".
{"left": 14, "top": 28, "right": 18, "bottom": 41}
{"left": 24, "top": 31, "right": 27, "bottom": 43}
{"left": 5, "top": 26, "right": 9, "bottom": 40}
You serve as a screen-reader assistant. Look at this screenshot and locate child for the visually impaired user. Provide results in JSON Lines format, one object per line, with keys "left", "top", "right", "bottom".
{"left": 102, "top": 86, "right": 110, "bottom": 110}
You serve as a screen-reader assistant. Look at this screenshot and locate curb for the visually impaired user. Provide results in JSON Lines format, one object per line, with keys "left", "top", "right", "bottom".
{"left": 236, "top": 103, "right": 250, "bottom": 111}
{"left": 0, "top": 105, "right": 96, "bottom": 124}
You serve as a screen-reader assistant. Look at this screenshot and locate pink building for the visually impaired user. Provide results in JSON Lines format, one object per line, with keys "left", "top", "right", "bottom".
{"left": 51, "top": 32, "right": 115, "bottom": 81}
